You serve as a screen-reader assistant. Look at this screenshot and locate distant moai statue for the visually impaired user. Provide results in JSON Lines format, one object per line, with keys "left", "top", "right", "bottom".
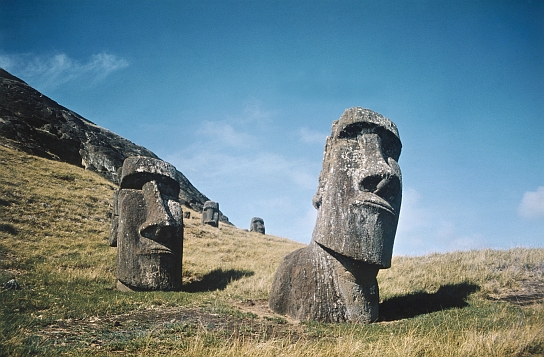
{"left": 201, "top": 201, "right": 219, "bottom": 227}
{"left": 269, "top": 107, "right": 402, "bottom": 323}
{"left": 250, "top": 217, "right": 265, "bottom": 234}
{"left": 110, "top": 156, "right": 184, "bottom": 291}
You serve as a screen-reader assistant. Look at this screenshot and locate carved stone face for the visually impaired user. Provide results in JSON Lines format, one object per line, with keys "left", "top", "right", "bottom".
{"left": 202, "top": 201, "right": 219, "bottom": 227}
{"left": 312, "top": 108, "right": 402, "bottom": 268}
{"left": 113, "top": 157, "right": 183, "bottom": 291}
{"left": 250, "top": 217, "right": 265, "bottom": 234}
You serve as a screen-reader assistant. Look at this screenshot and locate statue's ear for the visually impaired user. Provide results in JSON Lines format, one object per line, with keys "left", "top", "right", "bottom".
{"left": 312, "top": 192, "right": 322, "bottom": 209}
{"left": 109, "top": 189, "right": 119, "bottom": 247}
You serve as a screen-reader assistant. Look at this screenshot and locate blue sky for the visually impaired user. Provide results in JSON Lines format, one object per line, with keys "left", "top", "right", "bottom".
{"left": 1, "top": 0, "right": 543, "bottom": 256}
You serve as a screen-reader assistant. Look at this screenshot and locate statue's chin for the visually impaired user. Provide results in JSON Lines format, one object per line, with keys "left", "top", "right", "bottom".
{"left": 315, "top": 204, "right": 396, "bottom": 266}
{"left": 346, "top": 203, "right": 398, "bottom": 267}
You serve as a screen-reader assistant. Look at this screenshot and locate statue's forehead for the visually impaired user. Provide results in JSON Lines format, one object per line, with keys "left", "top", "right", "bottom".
{"left": 331, "top": 107, "right": 399, "bottom": 141}
{"left": 203, "top": 201, "right": 219, "bottom": 210}
{"left": 120, "top": 156, "right": 178, "bottom": 189}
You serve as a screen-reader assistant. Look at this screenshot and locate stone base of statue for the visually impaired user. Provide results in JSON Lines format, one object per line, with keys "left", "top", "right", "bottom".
{"left": 269, "top": 241, "right": 379, "bottom": 323}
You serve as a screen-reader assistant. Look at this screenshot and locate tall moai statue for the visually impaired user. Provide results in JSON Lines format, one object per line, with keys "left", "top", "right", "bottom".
{"left": 250, "top": 217, "right": 265, "bottom": 234}
{"left": 201, "top": 201, "right": 219, "bottom": 227}
{"left": 269, "top": 107, "right": 402, "bottom": 323}
{"left": 110, "top": 156, "right": 184, "bottom": 291}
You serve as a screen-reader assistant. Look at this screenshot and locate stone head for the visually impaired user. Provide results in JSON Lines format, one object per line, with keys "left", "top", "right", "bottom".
{"left": 112, "top": 156, "right": 183, "bottom": 290}
{"left": 250, "top": 217, "right": 265, "bottom": 234}
{"left": 202, "top": 201, "right": 219, "bottom": 227}
{"left": 312, "top": 107, "right": 402, "bottom": 268}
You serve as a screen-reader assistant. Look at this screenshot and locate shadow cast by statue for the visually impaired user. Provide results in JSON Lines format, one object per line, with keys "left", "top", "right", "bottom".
{"left": 183, "top": 268, "right": 254, "bottom": 292}
{"left": 379, "top": 282, "right": 480, "bottom": 322}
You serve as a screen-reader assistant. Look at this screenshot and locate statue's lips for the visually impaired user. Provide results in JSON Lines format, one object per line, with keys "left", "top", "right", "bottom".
{"left": 352, "top": 195, "right": 396, "bottom": 216}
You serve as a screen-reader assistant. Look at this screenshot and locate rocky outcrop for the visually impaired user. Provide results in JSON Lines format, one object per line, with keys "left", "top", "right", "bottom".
{"left": 0, "top": 68, "right": 229, "bottom": 222}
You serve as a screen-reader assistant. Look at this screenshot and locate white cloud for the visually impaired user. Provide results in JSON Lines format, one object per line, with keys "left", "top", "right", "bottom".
{"left": 0, "top": 52, "right": 128, "bottom": 89}
{"left": 299, "top": 127, "right": 327, "bottom": 145}
{"left": 196, "top": 121, "right": 257, "bottom": 149}
{"left": 223, "top": 100, "right": 274, "bottom": 125}
{"left": 169, "top": 149, "right": 318, "bottom": 192}
{"left": 397, "top": 188, "right": 430, "bottom": 234}
{"left": 164, "top": 139, "right": 320, "bottom": 242}
{"left": 241, "top": 100, "right": 274, "bottom": 124}
{"left": 394, "top": 187, "right": 489, "bottom": 256}
{"left": 518, "top": 186, "right": 544, "bottom": 219}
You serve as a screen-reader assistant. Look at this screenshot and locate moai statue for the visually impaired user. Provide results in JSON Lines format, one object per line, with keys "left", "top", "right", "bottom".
{"left": 201, "top": 201, "right": 219, "bottom": 227}
{"left": 269, "top": 107, "right": 402, "bottom": 323}
{"left": 110, "top": 156, "right": 184, "bottom": 291}
{"left": 250, "top": 217, "right": 265, "bottom": 234}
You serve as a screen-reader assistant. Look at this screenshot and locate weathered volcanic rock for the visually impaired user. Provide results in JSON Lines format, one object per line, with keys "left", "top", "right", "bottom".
{"left": 0, "top": 68, "right": 229, "bottom": 222}
{"left": 112, "top": 156, "right": 184, "bottom": 291}
{"left": 269, "top": 107, "right": 402, "bottom": 323}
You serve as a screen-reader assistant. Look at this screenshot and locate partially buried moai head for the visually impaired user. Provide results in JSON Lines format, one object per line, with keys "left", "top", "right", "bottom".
{"left": 311, "top": 107, "right": 402, "bottom": 268}
{"left": 110, "top": 156, "right": 183, "bottom": 291}
{"left": 250, "top": 217, "right": 265, "bottom": 234}
{"left": 201, "top": 201, "right": 219, "bottom": 227}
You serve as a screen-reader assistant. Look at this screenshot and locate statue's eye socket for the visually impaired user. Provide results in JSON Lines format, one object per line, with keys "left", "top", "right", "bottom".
{"left": 337, "top": 123, "right": 401, "bottom": 161}
{"left": 157, "top": 181, "right": 179, "bottom": 198}
{"left": 380, "top": 132, "right": 402, "bottom": 161}
{"left": 121, "top": 174, "right": 180, "bottom": 196}
{"left": 337, "top": 122, "right": 372, "bottom": 139}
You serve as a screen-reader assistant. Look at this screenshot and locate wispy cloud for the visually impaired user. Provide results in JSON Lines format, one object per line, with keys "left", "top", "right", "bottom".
{"left": 168, "top": 149, "right": 318, "bottom": 192}
{"left": 197, "top": 121, "right": 257, "bottom": 149}
{"left": 299, "top": 127, "right": 327, "bottom": 145}
{"left": 0, "top": 52, "right": 128, "bottom": 89}
{"left": 518, "top": 186, "right": 544, "bottom": 220}
{"left": 395, "top": 187, "right": 488, "bottom": 256}
{"left": 223, "top": 100, "right": 275, "bottom": 126}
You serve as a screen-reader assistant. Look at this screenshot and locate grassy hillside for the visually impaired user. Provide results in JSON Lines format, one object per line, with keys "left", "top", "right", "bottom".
{"left": 0, "top": 144, "right": 543, "bottom": 356}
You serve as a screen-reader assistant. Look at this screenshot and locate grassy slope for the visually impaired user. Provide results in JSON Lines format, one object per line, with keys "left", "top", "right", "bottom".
{"left": 0, "top": 145, "right": 543, "bottom": 356}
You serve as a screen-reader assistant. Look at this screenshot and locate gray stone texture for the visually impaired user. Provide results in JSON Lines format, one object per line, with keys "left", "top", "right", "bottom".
{"left": 0, "top": 68, "right": 230, "bottom": 223}
{"left": 202, "top": 201, "right": 220, "bottom": 227}
{"left": 250, "top": 217, "right": 265, "bottom": 234}
{"left": 111, "top": 156, "right": 184, "bottom": 291}
{"left": 269, "top": 107, "right": 402, "bottom": 323}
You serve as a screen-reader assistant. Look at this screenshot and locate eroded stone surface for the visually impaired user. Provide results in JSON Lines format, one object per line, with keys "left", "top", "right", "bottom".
{"left": 111, "top": 156, "right": 184, "bottom": 291}
{"left": 270, "top": 107, "right": 402, "bottom": 323}
{"left": 202, "top": 201, "right": 219, "bottom": 227}
{"left": 250, "top": 217, "right": 265, "bottom": 234}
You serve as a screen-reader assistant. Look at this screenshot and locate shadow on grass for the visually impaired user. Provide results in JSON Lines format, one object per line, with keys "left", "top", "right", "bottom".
{"left": 183, "top": 268, "right": 254, "bottom": 292}
{"left": 379, "top": 282, "right": 480, "bottom": 321}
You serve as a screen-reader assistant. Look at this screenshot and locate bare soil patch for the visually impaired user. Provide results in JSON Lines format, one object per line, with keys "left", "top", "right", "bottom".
{"left": 34, "top": 304, "right": 304, "bottom": 349}
{"left": 488, "top": 278, "right": 544, "bottom": 306}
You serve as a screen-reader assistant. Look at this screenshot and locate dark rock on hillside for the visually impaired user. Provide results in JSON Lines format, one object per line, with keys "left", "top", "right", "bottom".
{"left": 0, "top": 68, "right": 229, "bottom": 223}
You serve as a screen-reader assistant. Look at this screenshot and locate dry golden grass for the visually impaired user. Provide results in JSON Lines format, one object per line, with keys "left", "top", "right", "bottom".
{"left": 1, "top": 144, "right": 543, "bottom": 356}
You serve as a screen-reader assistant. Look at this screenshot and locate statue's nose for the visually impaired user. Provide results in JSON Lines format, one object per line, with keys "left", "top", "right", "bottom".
{"left": 357, "top": 134, "right": 401, "bottom": 201}
{"left": 139, "top": 180, "right": 177, "bottom": 243}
